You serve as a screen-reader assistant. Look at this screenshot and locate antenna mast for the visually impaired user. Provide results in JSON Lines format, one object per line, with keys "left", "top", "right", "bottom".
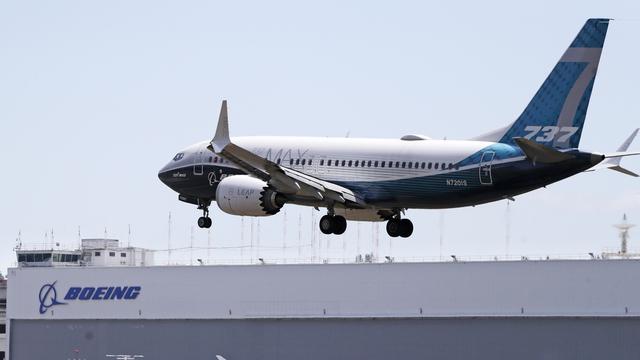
{"left": 614, "top": 214, "right": 635, "bottom": 255}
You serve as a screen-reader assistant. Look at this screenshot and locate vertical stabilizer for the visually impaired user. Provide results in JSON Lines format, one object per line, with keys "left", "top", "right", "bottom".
{"left": 476, "top": 19, "right": 610, "bottom": 149}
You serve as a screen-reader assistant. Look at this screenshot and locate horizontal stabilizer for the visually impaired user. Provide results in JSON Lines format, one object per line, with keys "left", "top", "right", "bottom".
{"left": 603, "top": 151, "right": 640, "bottom": 159}
{"left": 514, "top": 137, "right": 575, "bottom": 164}
{"left": 609, "top": 165, "right": 639, "bottom": 177}
{"left": 586, "top": 129, "right": 640, "bottom": 176}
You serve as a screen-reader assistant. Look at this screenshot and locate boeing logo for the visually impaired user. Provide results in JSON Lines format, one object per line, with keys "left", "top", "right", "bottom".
{"left": 38, "top": 281, "right": 142, "bottom": 314}
{"left": 39, "top": 281, "right": 67, "bottom": 314}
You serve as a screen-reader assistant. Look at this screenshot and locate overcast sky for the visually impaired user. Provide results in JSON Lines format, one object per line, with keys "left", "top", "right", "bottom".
{"left": 1, "top": 0, "right": 640, "bottom": 274}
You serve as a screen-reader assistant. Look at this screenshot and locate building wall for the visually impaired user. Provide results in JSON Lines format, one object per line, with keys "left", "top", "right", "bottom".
{"left": 8, "top": 260, "right": 640, "bottom": 320}
{"left": 9, "top": 317, "right": 640, "bottom": 360}
{"left": 1, "top": 280, "right": 6, "bottom": 360}
{"left": 8, "top": 260, "right": 640, "bottom": 359}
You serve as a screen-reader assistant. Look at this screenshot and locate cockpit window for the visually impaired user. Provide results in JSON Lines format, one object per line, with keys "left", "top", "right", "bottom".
{"left": 173, "top": 153, "right": 184, "bottom": 161}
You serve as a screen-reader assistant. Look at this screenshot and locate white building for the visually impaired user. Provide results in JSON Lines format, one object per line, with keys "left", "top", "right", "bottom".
{"left": 15, "top": 238, "right": 153, "bottom": 268}
{"left": 80, "top": 239, "right": 153, "bottom": 267}
{"left": 0, "top": 276, "right": 6, "bottom": 360}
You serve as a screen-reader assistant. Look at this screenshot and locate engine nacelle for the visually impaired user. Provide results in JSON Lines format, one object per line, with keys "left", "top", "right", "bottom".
{"left": 215, "top": 175, "right": 285, "bottom": 216}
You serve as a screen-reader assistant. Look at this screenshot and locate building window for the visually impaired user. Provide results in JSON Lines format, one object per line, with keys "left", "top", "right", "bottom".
{"left": 95, "top": 251, "right": 101, "bottom": 257}
{"left": 0, "top": 323, "right": 5, "bottom": 334}
{"left": 109, "top": 252, "right": 116, "bottom": 257}
{"left": 121, "top": 253, "right": 127, "bottom": 257}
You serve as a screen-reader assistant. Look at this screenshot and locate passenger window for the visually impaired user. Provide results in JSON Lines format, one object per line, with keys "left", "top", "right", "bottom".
{"left": 415, "top": 162, "right": 419, "bottom": 169}
{"left": 395, "top": 161, "right": 400, "bottom": 168}
{"left": 354, "top": 160, "right": 359, "bottom": 167}
{"left": 341, "top": 160, "right": 346, "bottom": 166}
{"left": 407, "top": 162, "right": 412, "bottom": 169}
{"left": 301, "top": 159, "right": 306, "bottom": 166}
{"left": 435, "top": 163, "right": 439, "bottom": 169}
{"left": 296, "top": 159, "right": 300, "bottom": 165}
{"left": 380, "top": 161, "right": 385, "bottom": 168}
{"left": 368, "top": 160, "right": 372, "bottom": 167}
{"left": 276, "top": 158, "right": 281, "bottom": 164}
{"left": 320, "top": 160, "right": 324, "bottom": 166}
{"left": 421, "top": 162, "right": 425, "bottom": 169}
{"left": 290, "top": 159, "right": 294, "bottom": 165}
{"left": 428, "top": 162, "right": 432, "bottom": 169}
{"left": 214, "top": 157, "right": 218, "bottom": 163}
{"left": 402, "top": 162, "right": 406, "bottom": 168}
{"left": 309, "top": 159, "right": 312, "bottom": 165}
{"left": 449, "top": 163, "right": 453, "bottom": 169}
{"left": 208, "top": 156, "right": 213, "bottom": 163}
{"left": 328, "top": 160, "right": 332, "bottom": 166}
{"left": 374, "top": 161, "right": 379, "bottom": 167}
{"left": 442, "top": 162, "right": 446, "bottom": 170}
{"left": 348, "top": 160, "right": 352, "bottom": 167}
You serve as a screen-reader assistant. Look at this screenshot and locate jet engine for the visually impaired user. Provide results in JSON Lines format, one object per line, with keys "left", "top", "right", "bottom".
{"left": 215, "top": 175, "right": 285, "bottom": 216}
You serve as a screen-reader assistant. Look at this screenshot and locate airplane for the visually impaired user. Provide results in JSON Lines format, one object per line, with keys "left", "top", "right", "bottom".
{"left": 159, "top": 18, "right": 639, "bottom": 238}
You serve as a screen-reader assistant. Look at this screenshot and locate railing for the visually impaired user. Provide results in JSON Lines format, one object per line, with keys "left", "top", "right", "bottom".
{"left": 10, "top": 249, "right": 640, "bottom": 268}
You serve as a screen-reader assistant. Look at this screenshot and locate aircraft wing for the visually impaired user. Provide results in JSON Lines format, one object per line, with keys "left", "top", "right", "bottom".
{"left": 208, "top": 100, "right": 365, "bottom": 206}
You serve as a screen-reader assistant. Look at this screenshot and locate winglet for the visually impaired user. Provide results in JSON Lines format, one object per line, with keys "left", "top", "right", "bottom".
{"left": 211, "top": 100, "right": 230, "bottom": 153}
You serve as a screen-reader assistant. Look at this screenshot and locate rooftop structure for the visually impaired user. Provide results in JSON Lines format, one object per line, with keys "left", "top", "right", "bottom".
{"left": 15, "top": 238, "right": 153, "bottom": 267}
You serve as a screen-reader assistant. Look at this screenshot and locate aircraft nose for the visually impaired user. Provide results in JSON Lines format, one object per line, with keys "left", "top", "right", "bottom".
{"left": 157, "top": 164, "right": 172, "bottom": 186}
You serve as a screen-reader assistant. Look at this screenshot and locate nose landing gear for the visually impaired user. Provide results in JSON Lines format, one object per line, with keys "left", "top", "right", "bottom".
{"left": 197, "top": 201, "right": 212, "bottom": 229}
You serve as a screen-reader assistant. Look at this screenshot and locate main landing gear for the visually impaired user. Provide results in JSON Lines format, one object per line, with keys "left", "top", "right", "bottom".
{"left": 319, "top": 214, "right": 347, "bottom": 235}
{"left": 386, "top": 216, "right": 413, "bottom": 238}
{"left": 197, "top": 202, "right": 212, "bottom": 229}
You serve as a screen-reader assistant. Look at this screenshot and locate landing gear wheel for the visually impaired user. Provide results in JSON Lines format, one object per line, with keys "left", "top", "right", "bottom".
{"left": 332, "top": 215, "right": 347, "bottom": 235}
{"left": 319, "top": 215, "right": 333, "bottom": 234}
{"left": 399, "top": 218, "right": 413, "bottom": 238}
{"left": 197, "top": 216, "right": 212, "bottom": 229}
{"left": 196, "top": 200, "right": 212, "bottom": 229}
{"left": 386, "top": 219, "right": 401, "bottom": 237}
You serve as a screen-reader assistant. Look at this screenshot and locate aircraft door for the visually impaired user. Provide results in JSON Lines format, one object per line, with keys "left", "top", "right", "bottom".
{"left": 193, "top": 150, "right": 204, "bottom": 175}
{"left": 479, "top": 151, "right": 495, "bottom": 185}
